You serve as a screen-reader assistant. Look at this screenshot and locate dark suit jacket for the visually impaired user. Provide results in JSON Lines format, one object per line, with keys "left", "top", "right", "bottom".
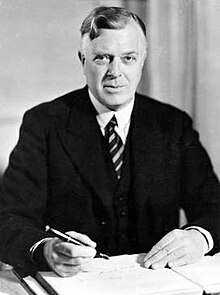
{"left": 0, "top": 86, "right": 220, "bottom": 273}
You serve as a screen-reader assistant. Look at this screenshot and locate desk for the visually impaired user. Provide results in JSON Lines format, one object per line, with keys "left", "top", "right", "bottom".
{"left": 0, "top": 270, "right": 28, "bottom": 295}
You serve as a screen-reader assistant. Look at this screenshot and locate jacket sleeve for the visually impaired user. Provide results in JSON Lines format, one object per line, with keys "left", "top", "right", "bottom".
{"left": 0, "top": 108, "right": 51, "bottom": 273}
{"left": 179, "top": 112, "right": 220, "bottom": 254}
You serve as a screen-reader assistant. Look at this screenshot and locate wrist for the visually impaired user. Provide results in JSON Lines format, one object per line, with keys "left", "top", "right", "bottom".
{"left": 185, "top": 228, "right": 208, "bottom": 254}
{"left": 185, "top": 226, "right": 213, "bottom": 254}
{"left": 29, "top": 238, "right": 53, "bottom": 270}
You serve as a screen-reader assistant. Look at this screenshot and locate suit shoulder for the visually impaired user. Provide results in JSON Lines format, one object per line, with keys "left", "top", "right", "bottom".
{"left": 22, "top": 87, "right": 87, "bottom": 124}
{"left": 136, "top": 92, "right": 190, "bottom": 121}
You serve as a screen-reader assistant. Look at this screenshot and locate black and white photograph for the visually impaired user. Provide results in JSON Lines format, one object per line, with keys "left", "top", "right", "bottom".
{"left": 0, "top": 1, "right": 220, "bottom": 294}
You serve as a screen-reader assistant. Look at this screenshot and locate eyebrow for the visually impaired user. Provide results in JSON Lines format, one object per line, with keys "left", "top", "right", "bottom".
{"left": 93, "top": 51, "right": 138, "bottom": 56}
{"left": 121, "top": 51, "right": 138, "bottom": 55}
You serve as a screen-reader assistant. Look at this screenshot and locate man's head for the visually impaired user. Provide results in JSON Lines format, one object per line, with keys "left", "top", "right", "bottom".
{"left": 78, "top": 6, "right": 147, "bottom": 111}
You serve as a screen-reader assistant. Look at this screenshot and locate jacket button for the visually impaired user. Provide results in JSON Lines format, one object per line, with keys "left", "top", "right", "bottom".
{"left": 120, "top": 211, "right": 126, "bottom": 217}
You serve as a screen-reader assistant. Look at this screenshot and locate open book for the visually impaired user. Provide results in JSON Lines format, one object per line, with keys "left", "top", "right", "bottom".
{"left": 174, "top": 254, "right": 220, "bottom": 294}
{"left": 24, "top": 253, "right": 220, "bottom": 295}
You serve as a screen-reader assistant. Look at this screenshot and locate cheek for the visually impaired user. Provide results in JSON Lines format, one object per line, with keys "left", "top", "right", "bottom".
{"left": 129, "top": 65, "right": 143, "bottom": 84}
{"left": 86, "top": 66, "right": 105, "bottom": 84}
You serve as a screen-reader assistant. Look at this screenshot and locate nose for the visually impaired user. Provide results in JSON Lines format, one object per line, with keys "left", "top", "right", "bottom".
{"left": 107, "top": 57, "right": 122, "bottom": 78}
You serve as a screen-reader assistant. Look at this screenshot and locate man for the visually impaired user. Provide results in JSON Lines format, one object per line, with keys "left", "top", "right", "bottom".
{"left": 0, "top": 6, "right": 220, "bottom": 278}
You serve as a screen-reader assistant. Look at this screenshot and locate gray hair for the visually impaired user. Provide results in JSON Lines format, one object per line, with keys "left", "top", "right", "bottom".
{"left": 80, "top": 6, "right": 146, "bottom": 40}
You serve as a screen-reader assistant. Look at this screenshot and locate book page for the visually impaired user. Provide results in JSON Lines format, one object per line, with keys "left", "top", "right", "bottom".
{"left": 36, "top": 254, "right": 202, "bottom": 295}
{"left": 174, "top": 255, "right": 220, "bottom": 294}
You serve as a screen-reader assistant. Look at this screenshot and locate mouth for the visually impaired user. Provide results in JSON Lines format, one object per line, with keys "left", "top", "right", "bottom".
{"left": 104, "top": 84, "right": 123, "bottom": 88}
{"left": 103, "top": 85, "right": 125, "bottom": 93}
{"left": 104, "top": 84, "right": 125, "bottom": 89}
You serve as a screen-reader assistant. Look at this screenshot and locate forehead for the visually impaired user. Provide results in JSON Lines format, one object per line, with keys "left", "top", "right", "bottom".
{"left": 82, "top": 21, "right": 146, "bottom": 55}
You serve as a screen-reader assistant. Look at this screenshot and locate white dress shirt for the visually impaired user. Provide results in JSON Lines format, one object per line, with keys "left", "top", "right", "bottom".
{"left": 89, "top": 89, "right": 134, "bottom": 144}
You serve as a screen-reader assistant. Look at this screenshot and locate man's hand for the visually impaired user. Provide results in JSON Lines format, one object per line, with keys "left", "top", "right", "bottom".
{"left": 143, "top": 229, "right": 208, "bottom": 269}
{"left": 43, "top": 231, "right": 97, "bottom": 277}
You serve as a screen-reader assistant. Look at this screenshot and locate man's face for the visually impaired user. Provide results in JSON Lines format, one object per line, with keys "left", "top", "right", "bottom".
{"left": 79, "top": 20, "right": 147, "bottom": 110}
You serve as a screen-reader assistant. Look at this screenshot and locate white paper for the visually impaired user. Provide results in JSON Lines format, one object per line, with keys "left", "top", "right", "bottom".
{"left": 35, "top": 254, "right": 202, "bottom": 295}
{"left": 174, "top": 255, "right": 220, "bottom": 294}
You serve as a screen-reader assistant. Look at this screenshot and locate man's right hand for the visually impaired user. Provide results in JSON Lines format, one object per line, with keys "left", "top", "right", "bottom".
{"left": 43, "top": 231, "right": 97, "bottom": 277}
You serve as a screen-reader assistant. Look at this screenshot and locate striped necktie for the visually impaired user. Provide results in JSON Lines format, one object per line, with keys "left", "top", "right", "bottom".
{"left": 105, "top": 115, "right": 124, "bottom": 179}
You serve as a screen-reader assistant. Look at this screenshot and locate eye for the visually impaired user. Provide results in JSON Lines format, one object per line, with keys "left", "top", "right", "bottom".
{"left": 122, "top": 55, "right": 136, "bottom": 64}
{"left": 94, "top": 55, "right": 110, "bottom": 65}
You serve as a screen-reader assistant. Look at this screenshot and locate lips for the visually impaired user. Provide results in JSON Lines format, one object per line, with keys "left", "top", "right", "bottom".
{"left": 103, "top": 85, "right": 125, "bottom": 93}
{"left": 104, "top": 85, "right": 124, "bottom": 88}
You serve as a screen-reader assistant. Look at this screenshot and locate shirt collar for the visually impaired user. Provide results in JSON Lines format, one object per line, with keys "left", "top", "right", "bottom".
{"left": 88, "top": 89, "right": 135, "bottom": 131}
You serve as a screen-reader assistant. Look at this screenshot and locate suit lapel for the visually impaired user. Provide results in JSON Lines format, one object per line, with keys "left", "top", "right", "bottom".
{"left": 57, "top": 88, "right": 113, "bottom": 211}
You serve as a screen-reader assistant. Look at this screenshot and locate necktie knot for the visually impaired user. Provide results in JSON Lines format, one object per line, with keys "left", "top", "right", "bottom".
{"left": 105, "top": 115, "right": 117, "bottom": 132}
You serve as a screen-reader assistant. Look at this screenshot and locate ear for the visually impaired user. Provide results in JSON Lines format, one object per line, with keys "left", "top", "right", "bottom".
{"left": 78, "top": 51, "right": 85, "bottom": 66}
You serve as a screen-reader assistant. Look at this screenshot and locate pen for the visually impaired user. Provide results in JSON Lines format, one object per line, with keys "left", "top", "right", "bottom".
{"left": 45, "top": 225, "right": 109, "bottom": 260}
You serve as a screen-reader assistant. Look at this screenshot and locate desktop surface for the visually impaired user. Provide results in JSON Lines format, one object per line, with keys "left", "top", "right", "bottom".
{"left": 0, "top": 270, "right": 29, "bottom": 295}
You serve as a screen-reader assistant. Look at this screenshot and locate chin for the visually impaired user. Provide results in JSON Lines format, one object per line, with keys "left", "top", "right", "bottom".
{"left": 107, "top": 100, "right": 128, "bottom": 111}
{"left": 98, "top": 91, "right": 132, "bottom": 109}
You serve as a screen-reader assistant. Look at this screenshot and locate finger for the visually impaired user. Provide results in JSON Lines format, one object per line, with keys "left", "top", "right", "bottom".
{"left": 53, "top": 263, "right": 82, "bottom": 277}
{"left": 144, "top": 230, "right": 180, "bottom": 262}
{"left": 144, "top": 237, "right": 185, "bottom": 269}
{"left": 144, "top": 230, "right": 182, "bottom": 267}
{"left": 66, "top": 231, "right": 96, "bottom": 248}
{"left": 44, "top": 239, "right": 94, "bottom": 277}
{"left": 167, "top": 254, "right": 191, "bottom": 268}
{"left": 148, "top": 246, "right": 186, "bottom": 269}
{"left": 43, "top": 239, "right": 63, "bottom": 273}
{"left": 54, "top": 242, "right": 96, "bottom": 258}
{"left": 50, "top": 250, "right": 93, "bottom": 266}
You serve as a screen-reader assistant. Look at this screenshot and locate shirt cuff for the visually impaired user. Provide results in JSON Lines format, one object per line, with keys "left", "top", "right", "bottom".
{"left": 185, "top": 226, "right": 214, "bottom": 253}
{"left": 29, "top": 237, "right": 53, "bottom": 262}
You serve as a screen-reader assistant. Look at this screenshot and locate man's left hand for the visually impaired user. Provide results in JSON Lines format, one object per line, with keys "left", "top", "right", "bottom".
{"left": 143, "top": 229, "right": 207, "bottom": 269}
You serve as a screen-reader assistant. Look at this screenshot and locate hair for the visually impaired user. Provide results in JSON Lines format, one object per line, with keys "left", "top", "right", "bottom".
{"left": 80, "top": 6, "right": 146, "bottom": 40}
